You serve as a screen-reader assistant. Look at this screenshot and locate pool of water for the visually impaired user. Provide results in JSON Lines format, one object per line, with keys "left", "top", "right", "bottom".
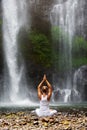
{"left": 0, "top": 102, "right": 87, "bottom": 113}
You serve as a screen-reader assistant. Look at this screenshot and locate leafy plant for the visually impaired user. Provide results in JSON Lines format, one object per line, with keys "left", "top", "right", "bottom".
{"left": 29, "top": 30, "right": 52, "bottom": 68}
{"left": 72, "top": 36, "right": 87, "bottom": 56}
{"left": 72, "top": 36, "right": 87, "bottom": 68}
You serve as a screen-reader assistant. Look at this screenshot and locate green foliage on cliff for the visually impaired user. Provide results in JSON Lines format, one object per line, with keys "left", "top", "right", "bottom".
{"left": 72, "top": 57, "right": 87, "bottom": 68}
{"left": 29, "top": 31, "right": 52, "bottom": 68}
{"left": 19, "top": 27, "right": 87, "bottom": 75}
{"left": 51, "top": 26, "right": 62, "bottom": 42}
{"left": 51, "top": 26, "right": 87, "bottom": 70}
{"left": 51, "top": 26, "right": 61, "bottom": 71}
{"left": 51, "top": 26, "right": 70, "bottom": 72}
{"left": 19, "top": 29, "right": 53, "bottom": 72}
{"left": 51, "top": 26, "right": 69, "bottom": 45}
{"left": 72, "top": 36, "right": 87, "bottom": 68}
{"left": 72, "top": 37, "right": 87, "bottom": 56}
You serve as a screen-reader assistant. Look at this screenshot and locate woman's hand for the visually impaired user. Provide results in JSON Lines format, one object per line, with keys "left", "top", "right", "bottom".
{"left": 43, "top": 74, "right": 46, "bottom": 81}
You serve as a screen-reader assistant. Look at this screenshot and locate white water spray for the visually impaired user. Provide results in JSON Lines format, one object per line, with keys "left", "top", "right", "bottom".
{"left": 2, "top": 0, "right": 30, "bottom": 103}
{"left": 50, "top": 0, "right": 85, "bottom": 102}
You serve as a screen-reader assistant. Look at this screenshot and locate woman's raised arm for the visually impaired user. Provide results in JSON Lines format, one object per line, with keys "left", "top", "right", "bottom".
{"left": 45, "top": 78, "right": 52, "bottom": 101}
{"left": 37, "top": 76, "right": 45, "bottom": 99}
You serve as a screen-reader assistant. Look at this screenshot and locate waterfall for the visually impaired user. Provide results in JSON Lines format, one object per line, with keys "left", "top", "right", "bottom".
{"left": 50, "top": 0, "right": 85, "bottom": 102}
{"left": 2, "top": 0, "right": 31, "bottom": 104}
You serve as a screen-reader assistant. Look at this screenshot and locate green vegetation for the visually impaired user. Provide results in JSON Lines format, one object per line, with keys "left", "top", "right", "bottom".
{"left": 19, "top": 29, "right": 53, "bottom": 73}
{"left": 72, "top": 36, "right": 87, "bottom": 68}
{"left": 51, "top": 26, "right": 87, "bottom": 70}
{"left": 51, "top": 26, "right": 68, "bottom": 43}
{"left": 72, "top": 37, "right": 87, "bottom": 56}
{"left": 72, "top": 58, "right": 87, "bottom": 68}
{"left": 51, "top": 26, "right": 62, "bottom": 42}
{"left": 51, "top": 26, "right": 70, "bottom": 72}
{"left": 19, "top": 26, "right": 87, "bottom": 75}
{"left": 51, "top": 26, "right": 61, "bottom": 71}
{"left": 29, "top": 31, "right": 52, "bottom": 68}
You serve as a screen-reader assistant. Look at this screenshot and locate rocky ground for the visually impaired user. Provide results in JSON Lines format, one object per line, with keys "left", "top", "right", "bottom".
{"left": 0, "top": 109, "right": 87, "bottom": 130}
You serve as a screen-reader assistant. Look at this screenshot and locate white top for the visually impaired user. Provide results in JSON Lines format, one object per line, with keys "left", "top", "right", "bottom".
{"left": 35, "top": 95, "right": 57, "bottom": 116}
{"left": 40, "top": 95, "right": 50, "bottom": 112}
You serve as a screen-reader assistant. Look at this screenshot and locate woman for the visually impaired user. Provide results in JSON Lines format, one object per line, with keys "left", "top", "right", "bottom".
{"left": 35, "top": 74, "right": 57, "bottom": 117}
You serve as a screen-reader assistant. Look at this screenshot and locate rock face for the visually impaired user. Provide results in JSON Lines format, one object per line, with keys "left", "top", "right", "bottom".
{"left": 29, "top": 0, "right": 71, "bottom": 31}
{"left": 30, "top": 0, "right": 54, "bottom": 19}
{"left": 30, "top": 0, "right": 87, "bottom": 41}
{"left": 84, "top": 0, "right": 87, "bottom": 39}
{"left": 28, "top": 0, "right": 54, "bottom": 35}
{"left": 74, "top": 65, "right": 87, "bottom": 101}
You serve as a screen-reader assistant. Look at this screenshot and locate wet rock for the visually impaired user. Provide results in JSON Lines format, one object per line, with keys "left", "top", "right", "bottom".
{"left": 74, "top": 65, "right": 87, "bottom": 100}
{"left": 33, "top": 121, "right": 39, "bottom": 125}
{"left": 41, "top": 117, "right": 49, "bottom": 122}
{"left": 0, "top": 110, "right": 87, "bottom": 130}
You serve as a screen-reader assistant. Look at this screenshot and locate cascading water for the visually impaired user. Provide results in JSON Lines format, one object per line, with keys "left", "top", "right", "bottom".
{"left": 50, "top": 0, "right": 85, "bottom": 103}
{"left": 1, "top": 0, "right": 32, "bottom": 105}
{"left": 1, "top": 0, "right": 86, "bottom": 106}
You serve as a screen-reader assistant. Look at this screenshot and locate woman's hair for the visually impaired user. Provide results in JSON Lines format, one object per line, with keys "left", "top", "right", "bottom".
{"left": 41, "top": 86, "right": 48, "bottom": 94}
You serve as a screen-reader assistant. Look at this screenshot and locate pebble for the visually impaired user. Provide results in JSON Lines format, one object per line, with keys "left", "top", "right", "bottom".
{"left": 0, "top": 110, "right": 87, "bottom": 130}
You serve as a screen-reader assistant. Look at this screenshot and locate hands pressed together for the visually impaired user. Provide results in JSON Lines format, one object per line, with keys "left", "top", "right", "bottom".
{"left": 43, "top": 74, "right": 46, "bottom": 81}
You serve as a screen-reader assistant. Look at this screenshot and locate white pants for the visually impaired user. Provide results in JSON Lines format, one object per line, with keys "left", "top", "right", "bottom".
{"left": 35, "top": 108, "right": 57, "bottom": 117}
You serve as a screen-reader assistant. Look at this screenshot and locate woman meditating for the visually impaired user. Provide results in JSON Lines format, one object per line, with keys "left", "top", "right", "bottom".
{"left": 35, "top": 74, "right": 57, "bottom": 117}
